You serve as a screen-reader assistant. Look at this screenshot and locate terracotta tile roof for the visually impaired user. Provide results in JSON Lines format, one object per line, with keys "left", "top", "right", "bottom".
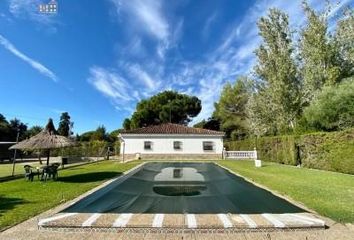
{"left": 121, "top": 123, "right": 225, "bottom": 136}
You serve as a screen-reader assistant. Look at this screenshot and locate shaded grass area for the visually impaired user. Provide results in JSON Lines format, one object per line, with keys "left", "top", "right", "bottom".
{"left": 0, "top": 160, "right": 110, "bottom": 179}
{"left": 0, "top": 160, "right": 140, "bottom": 230}
{"left": 218, "top": 160, "right": 354, "bottom": 223}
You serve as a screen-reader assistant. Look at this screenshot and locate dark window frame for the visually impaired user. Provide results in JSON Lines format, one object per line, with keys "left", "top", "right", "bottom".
{"left": 203, "top": 141, "right": 214, "bottom": 151}
{"left": 144, "top": 141, "right": 152, "bottom": 150}
{"left": 173, "top": 141, "right": 183, "bottom": 150}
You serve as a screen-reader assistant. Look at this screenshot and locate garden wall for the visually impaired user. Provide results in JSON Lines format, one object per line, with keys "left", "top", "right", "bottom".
{"left": 224, "top": 129, "right": 354, "bottom": 174}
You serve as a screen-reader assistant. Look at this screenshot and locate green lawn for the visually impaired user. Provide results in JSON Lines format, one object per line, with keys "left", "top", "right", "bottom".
{"left": 0, "top": 162, "right": 42, "bottom": 178}
{"left": 218, "top": 160, "right": 354, "bottom": 223}
{"left": 0, "top": 159, "right": 117, "bottom": 178}
{"left": 0, "top": 160, "right": 139, "bottom": 230}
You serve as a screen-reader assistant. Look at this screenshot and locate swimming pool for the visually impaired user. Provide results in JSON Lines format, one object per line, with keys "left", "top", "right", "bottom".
{"left": 62, "top": 162, "right": 304, "bottom": 214}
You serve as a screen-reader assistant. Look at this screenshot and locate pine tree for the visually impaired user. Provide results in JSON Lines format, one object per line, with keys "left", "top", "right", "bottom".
{"left": 213, "top": 77, "right": 250, "bottom": 139}
{"left": 57, "top": 112, "right": 73, "bottom": 137}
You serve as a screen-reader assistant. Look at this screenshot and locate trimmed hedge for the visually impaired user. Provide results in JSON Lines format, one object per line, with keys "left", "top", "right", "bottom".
{"left": 224, "top": 129, "right": 354, "bottom": 174}
{"left": 225, "top": 136, "right": 297, "bottom": 165}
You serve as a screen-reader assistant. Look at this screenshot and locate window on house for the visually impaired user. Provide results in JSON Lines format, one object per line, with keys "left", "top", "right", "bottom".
{"left": 203, "top": 141, "right": 214, "bottom": 151}
{"left": 174, "top": 141, "right": 182, "bottom": 150}
{"left": 144, "top": 141, "right": 152, "bottom": 150}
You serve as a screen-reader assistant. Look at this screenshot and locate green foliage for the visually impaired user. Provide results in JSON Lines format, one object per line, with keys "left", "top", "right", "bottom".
{"left": 220, "top": 3, "right": 354, "bottom": 137}
{"left": 78, "top": 125, "right": 108, "bottom": 142}
{"left": 78, "top": 131, "right": 95, "bottom": 142}
{"left": 125, "top": 91, "right": 201, "bottom": 129}
{"left": 57, "top": 112, "right": 73, "bottom": 137}
{"left": 108, "top": 129, "right": 121, "bottom": 142}
{"left": 0, "top": 114, "right": 11, "bottom": 141}
{"left": 251, "top": 8, "right": 302, "bottom": 134}
{"left": 6, "top": 118, "right": 27, "bottom": 141}
{"left": 300, "top": 1, "right": 341, "bottom": 100}
{"left": 113, "top": 140, "right": 121, "bottom": 155}
{"left": 302, "top": 78, "right": 354, "bottom": 131}
{"left": 213, "top": 77, "right": 249, "bottom": 139}
{"left": 193, "top": 118, "right": 220, "bottom": 131}
{"left": 90, "top": 125, "right": 107, "bottom": 141}
{"left": 335, "top": 9, "right": 354, "bottom": 78}
{"left": 52, "top": 140, "right": 109, "bottom": 158}
{"left": 193, "top": 120, "right": 205, "bottom": 129}
{"left": 123, "top": 118, "right": 131, "bottom": 130}
{"left": 24, "top": 126, "right": 43, "bottom": 138}
{"left": 247, "top": 90, "right": 279, "bottom": 136}
{"left": 225, "top": 135, "right": 297, "bottom": 165}
{"left": 298, "top": 130, "right": 354, "bottom": 174}
{"left": 225, "top": 128, "right": 354, "bottom": 174}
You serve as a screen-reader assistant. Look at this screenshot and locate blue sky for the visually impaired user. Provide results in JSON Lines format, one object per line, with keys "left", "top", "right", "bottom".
{"left": 0, "top": 0, "right": 352, "bottom": 134}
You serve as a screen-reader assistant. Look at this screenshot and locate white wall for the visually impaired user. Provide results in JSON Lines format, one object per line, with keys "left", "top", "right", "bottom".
{"left": 120, "top": 135, "right": 223, "bottom": 155}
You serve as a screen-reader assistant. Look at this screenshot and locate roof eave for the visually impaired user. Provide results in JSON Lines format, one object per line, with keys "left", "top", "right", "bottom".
{"left": 119, "top": 133, "right": 225, "bottom": 137}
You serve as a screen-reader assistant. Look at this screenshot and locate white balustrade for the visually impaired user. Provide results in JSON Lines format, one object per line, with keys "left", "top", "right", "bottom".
{"left": 223, "top": 148, "right": 258, "bottom": 160}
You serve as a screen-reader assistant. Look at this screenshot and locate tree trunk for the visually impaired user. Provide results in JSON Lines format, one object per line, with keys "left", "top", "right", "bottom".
{"left": 38, "top": 152, "right": 42, "bottom": 165}
{"left": 46, "top": 150, "right": 50, "bottom": 166}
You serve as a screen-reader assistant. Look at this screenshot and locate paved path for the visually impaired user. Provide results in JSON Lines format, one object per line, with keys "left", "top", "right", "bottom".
{"left": 38, "top": 212, "right": 326, "bottom": 230}
{"left": 1, "top": 211, "right": 353, "bottom": 240}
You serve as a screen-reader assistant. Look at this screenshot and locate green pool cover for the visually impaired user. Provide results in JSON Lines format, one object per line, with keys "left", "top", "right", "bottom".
{"left": 63, "top": 162, "right": 304, "bottom": 214}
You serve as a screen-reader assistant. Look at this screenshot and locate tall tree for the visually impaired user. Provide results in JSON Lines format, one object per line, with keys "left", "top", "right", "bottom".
{"left": 335, "top": 8, "right": 354, "bottom": 78}
{"left": 57, "top": 112, "right": 73, "bottom": 137}
{"left": 123, "top": 118, "right": 131, "bottom": 130}
{"left": 213, "top": 77, "right": 250, "bottom": 139}
{"left": 253, "top": 8, "right": 301, "bottom": 133}
{"left": 299, "top": 1, "right": 340, "bottom": 102}
{"left": 108, "top": 129, "right": 122, "bottom": 143}
{"left": 9, "top": 118, "right": 27, "bottom": 141}
{"left": 125, "top": 91, "right": 201, "bottom": 129}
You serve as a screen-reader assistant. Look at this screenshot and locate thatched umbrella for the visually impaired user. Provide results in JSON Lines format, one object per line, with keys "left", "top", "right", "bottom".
{"left": 10, "top": 118, "right": 77, "bottom": 165}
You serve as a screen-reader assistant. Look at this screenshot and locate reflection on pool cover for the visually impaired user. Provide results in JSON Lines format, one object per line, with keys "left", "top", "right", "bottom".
{"left": 62, "top": 162, "right": 305, "bottom": 214}
{"left": 153, "top": 185, "right": 207, "bottom": 196}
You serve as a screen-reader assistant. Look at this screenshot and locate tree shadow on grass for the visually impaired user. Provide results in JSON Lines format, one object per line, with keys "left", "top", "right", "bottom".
{"left": 58, "top": 172, "right": 122, "bottom": 183}
{"left": 0, "top": 196, "right": 28, "bottom": 216}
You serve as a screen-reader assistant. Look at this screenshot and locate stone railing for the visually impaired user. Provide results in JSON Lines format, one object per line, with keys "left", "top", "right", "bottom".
{"left": 223, "top": 148, "right": 261, "bottom": 167}
{"left": 223, "top": 148, "right": 257, "bottom": 160}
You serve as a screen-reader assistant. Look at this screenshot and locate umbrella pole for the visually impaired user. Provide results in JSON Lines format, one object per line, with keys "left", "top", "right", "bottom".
{"left": 11, "top": 129, "right": 20, "bottom": 176}
{"left": 46, "top": 150, "right": 50, "bottom": 166}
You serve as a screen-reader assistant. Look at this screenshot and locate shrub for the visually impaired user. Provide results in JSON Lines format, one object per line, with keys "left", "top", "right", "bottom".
{"left": 303, "top": 78, "right": 354, "bottom": 131}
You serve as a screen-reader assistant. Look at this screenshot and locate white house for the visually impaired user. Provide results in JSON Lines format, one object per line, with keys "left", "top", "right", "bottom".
{"left": 119, "top": 123, "right": 225, "bottom": 160}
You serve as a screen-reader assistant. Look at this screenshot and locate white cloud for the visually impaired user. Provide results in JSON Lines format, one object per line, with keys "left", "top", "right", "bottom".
{"left": 125, "top": 63, "right": 160, "bottom": 91}
{"left": 112, "top": 0, "right": 169, "bottom": 41}
{"left": 202, "top": 12, "right": 218, "bottom": 39}
{"left": 110, "top": 0, "right": 171, "bottom": 59}
{"left": 0, "top": 34, "right": 58, "bottom": 82}
{"left": 88, "top": 66, "right": 132, "bottom": 102}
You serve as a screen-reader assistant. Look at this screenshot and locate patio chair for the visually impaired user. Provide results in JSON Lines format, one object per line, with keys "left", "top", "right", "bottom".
{"left": 24, "top": 165, "right": 35, "bottom": 181}
{"left": 51, "top": 163, "right": 60, "bottom": 179}
{"left": 41, "top": 163, "right": 60, "bottom": 181}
